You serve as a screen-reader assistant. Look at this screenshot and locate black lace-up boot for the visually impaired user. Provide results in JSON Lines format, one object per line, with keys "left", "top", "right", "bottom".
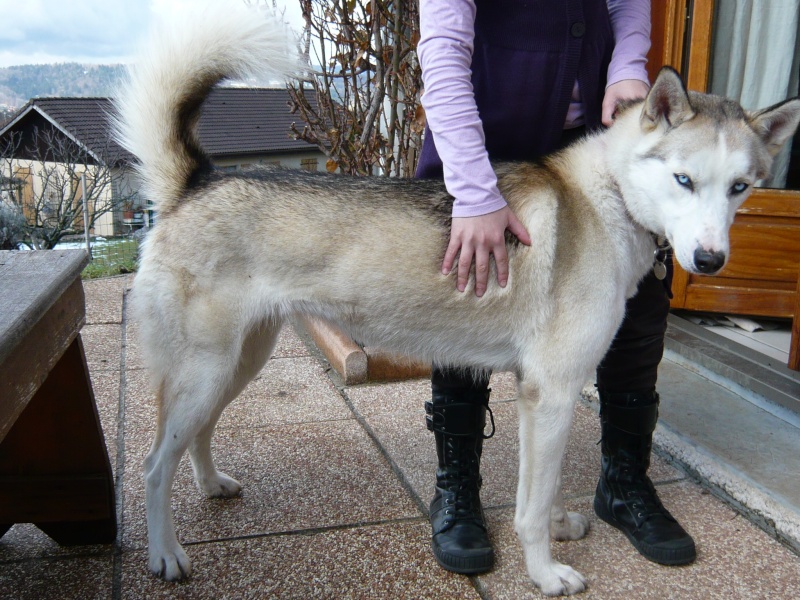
{"left": 425, "top": 384, "right": 495, "bottom": 574}
{"left": 593, "top": 389, "right": 696, "bottom": 565}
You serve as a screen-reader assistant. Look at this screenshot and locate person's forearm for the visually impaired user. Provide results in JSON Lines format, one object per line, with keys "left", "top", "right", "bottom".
{"left": 607, "top": 0, "right": 651, "bottom": 86}
{"left": 418, "top": 0, "right": 507, "bottom": 217}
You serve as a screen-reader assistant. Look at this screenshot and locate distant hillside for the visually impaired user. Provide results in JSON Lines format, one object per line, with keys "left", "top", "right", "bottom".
{"left": 0, "top": 63, "right": 127, "bottom": 110}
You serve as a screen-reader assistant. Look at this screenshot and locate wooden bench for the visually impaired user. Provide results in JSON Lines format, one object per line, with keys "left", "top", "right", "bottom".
{"left": 0, "top": 250, "right": 116, "bottom": 545}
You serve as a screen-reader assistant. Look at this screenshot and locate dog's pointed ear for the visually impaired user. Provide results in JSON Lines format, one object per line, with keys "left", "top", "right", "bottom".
{"left": 641, "top": 67, "right": 695, "bottom": 131}
{"left": 748, "top": 98, "right": 800, "bottom": 157}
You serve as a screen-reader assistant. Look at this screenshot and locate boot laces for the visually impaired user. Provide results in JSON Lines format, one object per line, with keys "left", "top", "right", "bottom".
{"left": 439, "top": 464, "right": 483, "bottom": 522}
{"left": 620, "top": 473, "right": 674, "bottom": 524}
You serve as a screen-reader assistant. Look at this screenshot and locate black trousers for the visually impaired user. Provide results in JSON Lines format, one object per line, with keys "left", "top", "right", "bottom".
{"left": 432, "top": 260, "right": 672, "bottom": 395}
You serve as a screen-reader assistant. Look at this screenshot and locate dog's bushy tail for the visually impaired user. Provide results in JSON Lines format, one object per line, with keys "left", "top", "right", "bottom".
{"left": 113, "top": 2, "right": 299, "bottom": 215}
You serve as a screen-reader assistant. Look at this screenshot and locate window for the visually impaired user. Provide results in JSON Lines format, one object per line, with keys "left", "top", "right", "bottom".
{"left": 300, "top": 158, "right": 318, "bottom": 172}
{"left": 0, "top": 176, "right": 23, "bottom": 205}
{"left": 43, "top": 182, "right": 62, "bottom": 219}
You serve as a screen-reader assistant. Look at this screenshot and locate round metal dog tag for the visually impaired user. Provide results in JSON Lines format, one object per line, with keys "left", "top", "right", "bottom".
{"left": 653, "top": 261, "right": 667, "bottom": 280}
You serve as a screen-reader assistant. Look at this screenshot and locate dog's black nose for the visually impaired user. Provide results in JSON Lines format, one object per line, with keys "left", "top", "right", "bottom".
{"left": 693, "top": 248, "right": 726, "bottom": 274}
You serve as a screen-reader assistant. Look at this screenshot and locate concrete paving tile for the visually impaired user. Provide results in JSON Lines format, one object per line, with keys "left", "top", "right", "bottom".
{"left": 272, "top": 324, "right": 312, "bottom": 359}
{"left": 659, "top": 359, "right": 800, "bottom": 512}
{"left": 120, "top": 520, "right": 479, "bottom": 600}
{"left": 125, "top": 322, "right": 309, "bottom": 373}
{"left": 488, "top": 371, "right": 520, "bottom": 401}
{"left": 346, "top": 378, "right": 432, "bottom": 419}
{"left": 345, "top": 372, "right": 518, "bottom": 419}
{"left": 89, "top": 369, "right": 120, "bottom": 475}
{"left": 360, "top": 401, "right": 521, "bottom": 508}
{"left": 121, "top": 419, "right": 422, "bottom": 550}
{"left": 217, "top": 356, "right": 352, "bottom": 429}
{"left": 478, "top": 483, "right": 800, "bottom": 599}
{"left": 348, "top": 382, "right": 681, "bottom": 510}
{"left": 0, "top": 554, "right": 113, "bottom": 600}
{"left": 80, "top": 324, "right": 121, "bottom": 372}
{"left": 123, "top": 356, "right": 353, "bottom": 435}
{"left": 82, "top": 275, "right": 128, "bottom": 324}
{"left": 122, "top": 368, "right": 157, "bottom": 432}
{"left": 0, "top": 523, "right": 112, "bottom": 563}
{"left": 123, "top": 320, "right": 144, "bottom": 371}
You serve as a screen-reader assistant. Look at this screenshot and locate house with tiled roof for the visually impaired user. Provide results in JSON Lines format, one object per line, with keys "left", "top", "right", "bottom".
{"left": 196, "top": 87, "right": 325, "bottom": 170}
{"left": 0, "top": 88, "right": 324, "bottom": 237}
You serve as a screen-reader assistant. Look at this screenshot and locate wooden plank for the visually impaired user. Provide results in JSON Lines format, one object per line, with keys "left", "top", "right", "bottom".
{"left": 647, "top": 0, "right": 666, "bottom": 75}
{"left": 791, "top": 273, "right": 800, "bottom": 370}
{"left": 739, "top": 189, "right": 800, "bottom": 218}
{"left": 0, "top": 337, "right": 117, "bottom": 543}
{"left": 681, "top": 286, "right": 795, "bottom": 318}
{"left": 647, "top": 0, "right": 685, "bottom": 77}
{"left": 0, "top": 250, "right": 88, "bottom": 364}
{"left": 0, "top": 338, "right": 114, "bottom": 474}
{"left": 0, "top": 279, "right": 85, "bottom": 442}
{"left": 685, "top": 0, "right": 715, "bottom": 92}
{"left": 0, "top": 475, "right": 113, "bottom": 523}
{"left": 722, "top": 222, "right": 800, "bottom": 283}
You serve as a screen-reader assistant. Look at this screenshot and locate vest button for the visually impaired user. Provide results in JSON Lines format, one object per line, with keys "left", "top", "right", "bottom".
{"left": 571, "top": 22, "right": 586, "bottom": 38}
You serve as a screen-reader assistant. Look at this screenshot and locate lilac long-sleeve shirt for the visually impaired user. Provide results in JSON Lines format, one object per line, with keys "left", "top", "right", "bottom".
{"left": 418, "top": 0, "right": 651, "bottom": 217}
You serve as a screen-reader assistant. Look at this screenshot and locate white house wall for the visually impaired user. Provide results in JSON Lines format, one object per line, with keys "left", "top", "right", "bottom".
{"left": 5, "top": 158, "right": 118, "bottom": 237}
{"left": 212, "top": 150, "right": 327, "bottom": 171}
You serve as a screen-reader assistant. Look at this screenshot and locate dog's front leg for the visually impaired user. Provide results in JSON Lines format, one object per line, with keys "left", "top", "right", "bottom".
{"left": 515, "top": 379, "right": 586, "bottom": 596}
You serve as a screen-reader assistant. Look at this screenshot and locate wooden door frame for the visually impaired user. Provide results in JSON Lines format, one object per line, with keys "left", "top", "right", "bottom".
{"left": 648, "top": 0, "right": 714, "bottom": 88}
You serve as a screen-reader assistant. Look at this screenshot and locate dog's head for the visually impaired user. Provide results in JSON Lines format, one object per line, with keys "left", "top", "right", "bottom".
{"left": 620, "top": 67, "right": 800, "bottom": 275}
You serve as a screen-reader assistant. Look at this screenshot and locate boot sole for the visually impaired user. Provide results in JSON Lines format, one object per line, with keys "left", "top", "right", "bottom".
{"left": 594, "top": 495, "right": 696, "bottom": 566}
{"left": 431, "top": 541, "right": 494, "bottom": 574}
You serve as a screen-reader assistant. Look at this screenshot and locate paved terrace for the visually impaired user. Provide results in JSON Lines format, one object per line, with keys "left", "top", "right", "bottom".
{"left": 1, "top": 275, "right": 798, "bottom": 599}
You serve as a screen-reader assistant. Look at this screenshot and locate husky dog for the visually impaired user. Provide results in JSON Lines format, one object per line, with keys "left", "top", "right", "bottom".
{"left": 115, "top": 3, "right": 800, "bottom": 595}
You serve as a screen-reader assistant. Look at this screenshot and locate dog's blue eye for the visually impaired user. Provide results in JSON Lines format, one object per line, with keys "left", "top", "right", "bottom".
{"left": 731, "top": 182, "right": 749, "bottom": 195}
{"left": 674, "top": 174, "right": 693, "bottom": 190}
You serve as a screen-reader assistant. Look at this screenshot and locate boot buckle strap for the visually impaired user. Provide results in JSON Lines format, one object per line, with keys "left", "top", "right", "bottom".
{"left": 483, "top": 405, "right": 495, "bottom": 439}
{"left": 425, "top": 401, "right": 495, "bottom": 438}
{"left": 424, "top": 401, "right": 437, "bottom": 432}
{"left": 600, "top": 402, "right": 658, "bottom": 436}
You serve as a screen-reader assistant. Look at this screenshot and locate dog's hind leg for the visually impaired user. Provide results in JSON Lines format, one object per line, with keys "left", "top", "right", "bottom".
{"left": 145, "top": 370, "right": 230, "bottom": 581}
{"left": 188, "top": 320, "right": 282, "bottom": 498}
{"left": 145, "top": 320, "right": 280, "bottom": 581}
{"left": 550, "top": 473, "right": 590, "bottom": 541}
{"left": 514, "top": 377, "right": 587, "bottom": 596}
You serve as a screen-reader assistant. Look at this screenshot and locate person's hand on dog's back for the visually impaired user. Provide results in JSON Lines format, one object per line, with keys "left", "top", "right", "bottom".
{"left": 443, "top": 205, "right": 531, "bottom": 298}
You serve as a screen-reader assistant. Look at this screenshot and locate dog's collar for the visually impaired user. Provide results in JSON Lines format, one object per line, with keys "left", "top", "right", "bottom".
{"left": 652, "top": 234, "right": 670, "bottom": 280}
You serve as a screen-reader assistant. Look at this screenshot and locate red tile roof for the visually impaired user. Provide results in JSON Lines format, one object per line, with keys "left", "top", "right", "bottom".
{"left": 198, "top": 87, "right": 317, "bottom": 156}
{"left": 0, "top": 87, "right": 319, "bottom": 164}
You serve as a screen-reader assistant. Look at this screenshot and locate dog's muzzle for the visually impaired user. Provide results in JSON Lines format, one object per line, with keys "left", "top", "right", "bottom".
{"left": 693, "top": 248, "right": 726, "bottom": 274}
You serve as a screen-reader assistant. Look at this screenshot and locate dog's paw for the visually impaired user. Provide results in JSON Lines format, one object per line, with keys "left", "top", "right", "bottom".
{"left": 529, "top": 561, "right": 587, "bottom": 596}
{"left": 550, "top": 511, "right": 590, "bottom": 541}
{"left": 199, "top": 472, "right": 242, "bottom": 498}
{"left": 149, "top": 544, "right": 192, "bottom": 581}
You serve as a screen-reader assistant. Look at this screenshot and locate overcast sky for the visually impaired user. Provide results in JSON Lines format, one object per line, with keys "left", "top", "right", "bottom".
{"left": 0, "top": 0, "right": 303, "bottom": 68}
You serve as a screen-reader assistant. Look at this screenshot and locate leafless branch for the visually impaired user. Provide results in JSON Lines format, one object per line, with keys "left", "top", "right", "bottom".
{"left": 287, "top": 0, "right": 423, "bottom": 177}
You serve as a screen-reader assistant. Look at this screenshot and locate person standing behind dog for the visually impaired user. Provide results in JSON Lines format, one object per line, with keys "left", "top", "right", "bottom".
{"left": 417, "top": 0, "right": 696, "bottom": 574}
